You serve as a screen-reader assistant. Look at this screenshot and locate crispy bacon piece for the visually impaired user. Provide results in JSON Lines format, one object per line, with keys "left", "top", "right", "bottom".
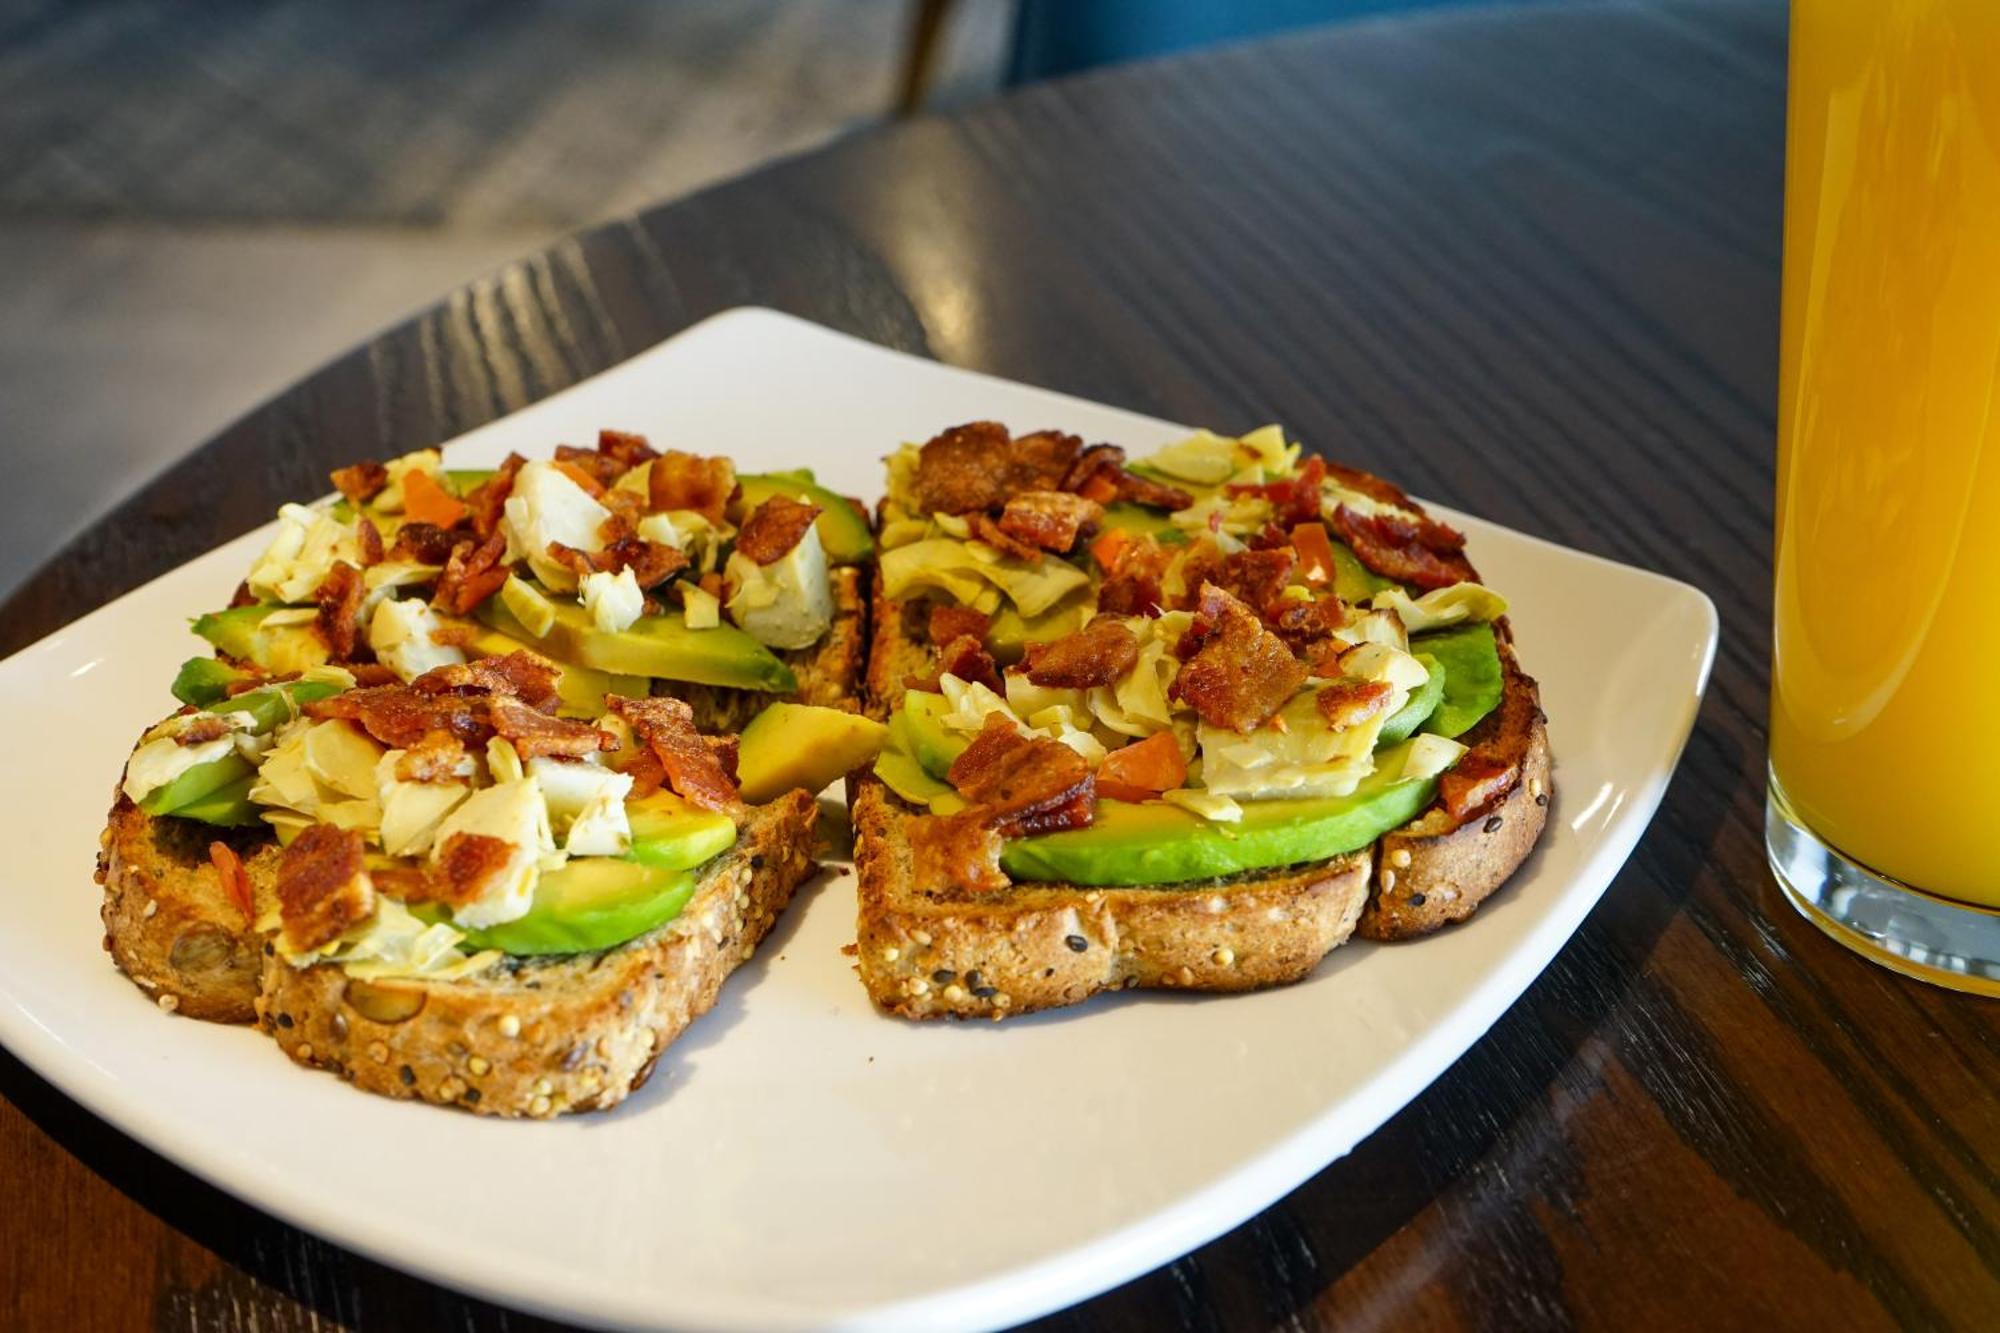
{"left": 1227, "top": 455, "right": 1327, "bottom": 528}
{"left": 1170, "top": 584, "right": 1309, "bottom": 732}
{"left": 1438, "top": 752, "right": 1519, "bottom": 823}
{"left": 598, "top": 428, "right": 659, "bottom": 469}
{"left": 389, "top": 521, "right": 460, "bottom": 565}
{"left": 1023, "top": 617, "right": 1141, "bottom": 689}
{"left": 548, "top": 535, "right": 689, "bottom": 590}
{"left": 1099, "top": 573, "right": 1164, "bottom": 617}
{"left": 618, "top": 745, "right": 666, "bottom": 799}
{"left": 554, "top": 444, "right": 628, "bottom": 489}
{"left": 433, "top": 531, "right": 511, "bottom": 616}
{"left": 277, "top": 824, "right": 374, "bottom": 952}
{"left": 1323, "top": 461, "right": 1417, "bottom": 510}
{"left": 422, "top": 832, "right": 516, "bottom": 908}
{"left": 464, "top": 452, "right": 527, "bottom": 540}
{"left": 170, "top": 713, "right": 238, "bottom": 746}
{"left": 355, "top": 515, "right": 385, "bottom": 567}
{"left": 1268, "top": 592, "right": 1348, "bottom": 660}
{"left": 735, "top": 495, "right": 822, "bottom": 565}
{"left": 1315, "top": 678, "right": 1395, "bottom": 730}
{"left": 313, "top": 560, "right": 368, "bottom": 662}
{"left": 347, "top": 663, "right": 402, "bottom": 688}
{"left": 996, "top": 490, "right": 1102, "bottom": 554}
{"left": 310, "top": 686, "right": 488, "bottom": 749}
{"left": 706, "top": 732, "right": 740, "bottom": 783}
{"left": 907, "top": 634, "right": 1002, "bottom": 694}
{"left": 607, "top": 696, "right": 741, "bottom": 810}
{"left": 208, "top": 841, "right": 255, "bottom": 921}
{"left": 910, "top": 422, "right": 1083, "bottom": 515}
{"left": 967, "top": 512, "right": 1044, "bottom": 562}
{"left": 416, "top": 651, "right": 564, "bottom": 713}
{"left": 649, "top": 450, "right": 737, "bottom": 525}
{"left": 1061, "top": 443, "right": 1193, "bottom": 510}
{"left": 489, "top": 694, "right": 613, "bottom": 759}
{"left": 947, "top": 714, "right": 1096, "bottom": 837}
{"left": 1178, "top": 543, "right": 1297, "bottom": 617}
{"left": 908, "top": 812, "right": 1009, "bottom": 894}
{"left": 228, "top": 580, "right": 259, "bottom": 609}
{"left": 927, "top": 604, "right": 991, "bottom": 647}
{"left": 330, "top": 461, "right": 389, "bottom": 506}
{"left": 395, "top": 729, "right": 469, "bottom": 782}
{"left": 1330, "top": 504, "right": 1472, "bottom": 591}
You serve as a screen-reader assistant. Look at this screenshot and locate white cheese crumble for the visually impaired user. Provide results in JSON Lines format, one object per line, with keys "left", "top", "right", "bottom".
{"left": 580, "top": 566, "right": 645, "bottom": 634}
{"left": 368, "top": 596, "right": 465, "bottom": 682}
{"left": 501, "top": 460, "right": 613, "bottom": 592}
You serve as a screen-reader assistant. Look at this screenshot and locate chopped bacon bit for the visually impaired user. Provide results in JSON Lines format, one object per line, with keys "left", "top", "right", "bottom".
{"left": 1315, "top": 679, "right": 1395, "bottom": 730}
{"left": 390, "top": 521, "right": 460, "bottom": 565}
{"left": 698, "top": 571, "right": 724, "bottom": 600}
{"left": 1227, "top": 456, "right": 1326, "bottom": 528}
{"left": 928, "top": 604, "right": 992, "bottom": 647}
{"left": 171, "top": 713, "right": 238, "bottom": 746}
{"left": 429, "top": 832, "right": 516, "bottom": 907}
{"left": 619, "top": 746, "right": 667, "bottom": 799}
{"left": 967, "top": 512, "right": 1043, "bottom": 562}
{"left": 551, "top": 458, "right": 610, "bottom": 499}
{"left": 607, "top": 696, "right": 741, "bottom": 810}
{"left": 907, "top": 634, "right": 1002, "bottom": 694}
{"left": 1023, "top": 617, "right": 1141, "bottom": 689}
{"left": 997, "top": 490, "right": 1102, "bottom": 554}
{"left": 1114, "top": 469, "right": 1194, "bottom": 511}
{"left": 208, "top": 841, "right": 255, "bottom": 921}
{"left": 1170, "top": 583, "right": 1308, "bottom": 732}
{"left": 908, "top": 812, "right": 1009, "bottom": 894}
{"left": 598, "top": 428, "right": 658, "bottom": 469}
{"left": 313, "top": 560, "right": 369, "bottom": 662}
{"left": 331, "top": 461, "right": 390, "bottom": 506}
{"left": 402, "top": 468, "right": 471, "bottom": 530}
{"left": 489, "top": 694, "right": 612, "bottom": 759}
{"left": 1094, "top": 730, "right": 1187, "bottom": 803}
{"left": 464, "top": 452, "right": 527, "bottom": 540}
{"left": 1060, "top": 443, "right": 1192, "bottom": 511}
{"left": 355, "top": 514, "right": 385, "bottom": 567}
{"left": 947, "top": 714, "right": 1095, "bottom": 838}
{"left": 417, "top": 651, "right": 564, "bottom": 713}
{"left": 433, "top": 531, "right": 510, "bottom": 616}
{"left": 1324, "top": 461, "right": 1417, "bottom": 511}
{"left": 911, "top": 422, "right": 1083, "bottom": 515}
{"left": 310, "top": 687, "right": 487, "bottom": 749}
{"left": 277, "top": 824, "right": 374, "bottom": 952}
{"left": 648, "top": 450, "right": 737, "bottom": 525}
{"left": 1098, "top": 572, "right": 1164, "bottom": 618}
{"left": 1329, "top": 504, "right": 1472, "bottom": 591}
{"left": 347, "top": 663, "right": 402, "bottom": 688}
{"left": 705, "top": 732, "right": 740, "bottom": 783}
{"left": 554, "top": 444, "right": 628, "bottom": 489}
{"left": 547, "top": 534, "right": 688, "bottom": 590}
{"left": 368, "top": 864, "right": 435, "bottom": 903}
{"left": 395, "top": 729, "right": 469, "bottom": 782}
{"left": 1179, "top": 543, "right": 1297, "bottom": 617}
{"left": 227, "top": 580, "right": 259, "bottom": 609}
{"left": 735, "top": 494, "right": 822, "bottom": 565}
{"left": 1439, "top": 752, "right": 1519, "bottom": 823}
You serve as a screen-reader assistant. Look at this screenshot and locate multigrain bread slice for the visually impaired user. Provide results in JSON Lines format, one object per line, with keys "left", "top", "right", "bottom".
{"left": 852, "top": 779, "right": 1370, "bottom": 1018}
{"left": 97, "top": 794, "right": 279, "bottom": 1022}
{"left": 680, "top": 565, "right": 869, "bottom": 732}
{"left": 258, "top": 789, "right": 817, "bottom": 1117}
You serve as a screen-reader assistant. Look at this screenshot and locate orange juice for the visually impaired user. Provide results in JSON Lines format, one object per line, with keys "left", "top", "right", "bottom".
{"left": 1772, "top": 0, "right": 2000, "bottom": 907}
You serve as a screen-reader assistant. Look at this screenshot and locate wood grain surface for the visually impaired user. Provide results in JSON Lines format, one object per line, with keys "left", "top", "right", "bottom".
{"left": 4, "top": 1, "right": 1995, "bottom": 1329}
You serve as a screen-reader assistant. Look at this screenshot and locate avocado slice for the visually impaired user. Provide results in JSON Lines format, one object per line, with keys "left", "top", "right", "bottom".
{"left": 169, "top": 773, "right": 262, "bottom": 827}
{"left": 192, "top": 605, "right": 331, "bottom": 674}
{"left": 138, "top": 752, "right": 256, "bottom": 818}
{"left": 1000, "top": 746, "right": 1441, "bottom": 886}
{"left": 1328, "top": 540, "right": 1397, "bottom": 602}
{"left": 1377, "top": 654, "right": 1444, "bottom": 746}
{"left": 456, "top": 859, "right": 700, "bottom": 956}
{"left": 986, "top": 592, "right": 1093, "bottom": 665}
{"left": 479, "top": 597, "right": 796, "bottom": 693}
{"left": 736, "top": 702, "right": 888, "bottom": 802}
{"left": 625, "top": 791, "right": 738, "bottom": 871}
{"left": 211, "top": 679, "right": 344, "bottom": 734}
{"left": 1096, "top": 503, "right": 1190, "bottom": 546}
{"left": 735, "top": 473, "right": 874, "bottom": 564}
{"left": 898, "top": 691, "right": 970, "bottom": 781}
{"left": 1414, "top": 623, "right": 1502, "bottom": 739}
{"left": 171, "top": 657, "right": 248, "bottom": 707}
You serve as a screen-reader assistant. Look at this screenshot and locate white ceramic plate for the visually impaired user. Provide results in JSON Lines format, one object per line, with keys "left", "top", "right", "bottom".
{"left": 0, "top": 309, "right": 1715, "bottom": 1332}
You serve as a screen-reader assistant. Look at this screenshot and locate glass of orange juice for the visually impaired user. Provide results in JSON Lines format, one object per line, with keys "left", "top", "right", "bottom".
{"left": 1769, "top": 0, "right": 2000, "bottom": 992}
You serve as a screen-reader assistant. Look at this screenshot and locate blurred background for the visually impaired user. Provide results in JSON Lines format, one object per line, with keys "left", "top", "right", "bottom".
{"left": 0, "top": 0, "right": 1565, "bottom": 604}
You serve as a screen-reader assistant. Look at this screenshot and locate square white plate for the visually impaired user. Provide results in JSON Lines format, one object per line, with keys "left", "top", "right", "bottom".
{"left": 0, "top": 308, "right": 1715, "bottom": 1332}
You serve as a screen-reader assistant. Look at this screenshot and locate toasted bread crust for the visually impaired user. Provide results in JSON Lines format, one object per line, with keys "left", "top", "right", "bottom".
{"left": 96, "top": 792, "right": 278, "bottom": 1022}
{"left": 256, "top": 790, "right": 818, "bottom": 1116}
{"left": 862, "top": 566, "right": 932, "bottom": 722}
{"left": 1358, "top": 642, "right": 1550, "bottom": 940}
{"left": 852, "top": 780, "right": 1369, "bottom": 1018}
{"left": 679, "top": 565, "right": 868, "bottom": 732}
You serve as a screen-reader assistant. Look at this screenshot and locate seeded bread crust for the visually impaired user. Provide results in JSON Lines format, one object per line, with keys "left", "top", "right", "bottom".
{"left": 678, "top": 565, "right": 869, "bottom": 731}
{"left": 96, "top": 792, "right": 278, "bottom": 1022}
{"left": 1358, "top": 643, "right": 1551, "bottom": 940}
{"left": 852, "top": 779, "right": 1369, "bottom": 1019}
{"left": 862, "top": 567, "right": 935, "bottom": 722}
{"left": 256, "top": 789, "right": 818, "bottom": 1117}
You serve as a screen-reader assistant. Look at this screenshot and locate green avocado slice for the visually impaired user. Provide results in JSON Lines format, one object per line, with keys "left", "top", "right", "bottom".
{"left": 899, "top": 692, "right": 969, "bottom": 781}
{"left": 1328, "top": 540, "right": 1397, "bottom": 602}
{"left": 1415, "top": 622, "right": 1503, "bottom": 739}
{"left": 211, "top": 679, "right": 344, "bottom": 734}
{"left": 999, "top": 744, "right": 1441, "bottom": 886}
{"left": 455, "top": 859, "right": 700, "bottom": 956}
{"left": 625, "top": 793, "right": 739, "bottom": 871}
{"left": 1378, "top": 653, "right": 1445, "bottom": 746}
{"left": 169, "top": 774, "right": 262, "bottom": 827}
{"left": 138, "top": 752, "right": 256, "bottom": 818}
{"left": 479, "top": 596, "right": 796, "bottom": 693}
{"left": 735, "top": 473, "right": 874, "bottom": 564}
{"left": 986, "top": 592, "right": 1093, "bottom": 665}
{"left": 171, "top": 657, "right": 247, "bottom": 707}
{"left": 192, "top": 605, "right": 331, "bottom": 674}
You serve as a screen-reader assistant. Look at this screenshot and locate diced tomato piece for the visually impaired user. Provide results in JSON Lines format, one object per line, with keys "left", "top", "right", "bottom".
{"left": 1290, "top": 521, "right": 1336, "bottom": 586}
{"left": 401, "top": 468, "right": 470, "bottom": 530}
{"left": 1094, "top": 731, "right": 1187, "bottom": 800}
{"left": 1089, "top": 526, "right": 1136, "bottom": 573}
{"left": 209, "top": 841, "right": 255, "bottom": 921}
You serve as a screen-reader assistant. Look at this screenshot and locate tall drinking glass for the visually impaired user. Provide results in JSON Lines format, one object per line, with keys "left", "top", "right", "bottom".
{"left": 1768, "top": 0, "right": 2000, "bottom": 992}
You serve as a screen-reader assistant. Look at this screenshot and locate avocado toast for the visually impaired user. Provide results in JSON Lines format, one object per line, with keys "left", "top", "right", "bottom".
{"left": 856, "top": 423, "right": 1550, "bottom": 1018}
{"left": 97, "top": 431, "right": 860, "bottom": 1114}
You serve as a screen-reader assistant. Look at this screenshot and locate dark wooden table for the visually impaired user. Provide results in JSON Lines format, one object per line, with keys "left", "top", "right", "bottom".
{"left": 4, "top": 1, "right": 1994, "bottom": 1328}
